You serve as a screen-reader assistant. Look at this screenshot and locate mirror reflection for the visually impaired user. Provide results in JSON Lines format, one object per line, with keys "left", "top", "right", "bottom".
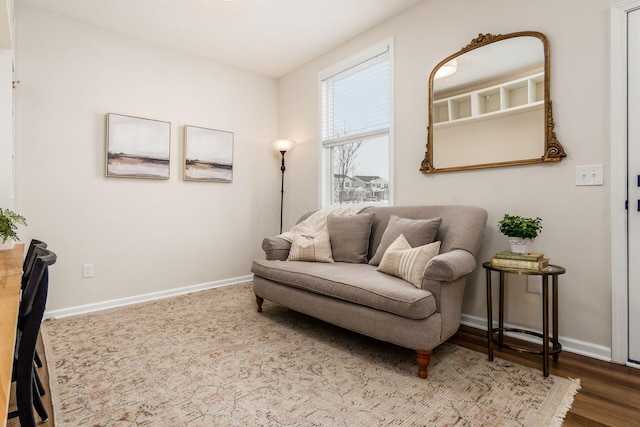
{"left": 421, "top": 32, "right": 566, "bottom": 173}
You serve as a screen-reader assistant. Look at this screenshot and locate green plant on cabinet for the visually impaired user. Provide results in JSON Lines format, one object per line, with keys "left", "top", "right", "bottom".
{"left": 0, "top": 208, "right": 27, "bottom": 243}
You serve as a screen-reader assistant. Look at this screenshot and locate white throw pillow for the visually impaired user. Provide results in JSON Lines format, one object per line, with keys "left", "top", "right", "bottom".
{"left": 287, "top": 228, "right": 334, "bottom": 263}
{"left": 377, "top": 234, "right": 441, "bottom": 288}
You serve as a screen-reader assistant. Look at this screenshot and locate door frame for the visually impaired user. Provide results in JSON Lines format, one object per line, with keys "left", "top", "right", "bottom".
{"left": 612, "top": 0, "right": 640, "bottom": 365}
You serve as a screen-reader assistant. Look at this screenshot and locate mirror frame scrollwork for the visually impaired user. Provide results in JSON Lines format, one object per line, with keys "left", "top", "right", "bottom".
{"left": 420, "top": 31, "right": 566, "bottom": 174}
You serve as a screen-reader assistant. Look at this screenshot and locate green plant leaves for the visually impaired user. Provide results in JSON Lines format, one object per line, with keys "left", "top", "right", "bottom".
{"left": 0, "top": 208, "right": 27, "bottom": 243}
{"left": 497, "top": 214, "right": 542, "bottom": 239}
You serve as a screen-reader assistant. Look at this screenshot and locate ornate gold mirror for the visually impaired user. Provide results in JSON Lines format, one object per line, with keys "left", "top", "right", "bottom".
{"left": 421, "top": 32, "right": 566, "bottom": 173}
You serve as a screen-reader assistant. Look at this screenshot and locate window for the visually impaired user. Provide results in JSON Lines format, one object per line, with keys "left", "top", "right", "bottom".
{"left": 319, "top": 40, "right": 393, "bottom": 206}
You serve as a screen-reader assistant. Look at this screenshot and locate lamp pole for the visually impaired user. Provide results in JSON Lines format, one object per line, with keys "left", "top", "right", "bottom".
{"left": 272, "top": 140, "right": 295, "bottom": 234}
{"left": 279, "top": 150, "right": 286, "bottom": 234}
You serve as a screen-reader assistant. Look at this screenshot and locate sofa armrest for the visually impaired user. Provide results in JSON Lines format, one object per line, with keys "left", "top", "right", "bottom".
{"left": 423, "top": 249, "right": 477, "bottom": 282}
{"left": 262, "top": 236, "right": 292, "bottom": 261}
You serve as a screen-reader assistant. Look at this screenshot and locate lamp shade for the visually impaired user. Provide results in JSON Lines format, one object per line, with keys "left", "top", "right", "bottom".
{"left": 272, "top": 139, "right": 296, "bottom": 152}
{"left": 434, "top": 58, "right": 457, "bottom": 80}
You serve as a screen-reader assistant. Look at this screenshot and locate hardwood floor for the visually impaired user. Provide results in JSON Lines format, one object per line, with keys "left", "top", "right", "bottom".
{"left": 8, "top": 326, "right": 640, "bottom": 426}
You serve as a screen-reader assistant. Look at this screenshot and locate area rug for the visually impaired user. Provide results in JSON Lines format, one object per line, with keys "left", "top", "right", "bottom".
{"left": 42, "top": 282, "right": 580, "bottom": 426}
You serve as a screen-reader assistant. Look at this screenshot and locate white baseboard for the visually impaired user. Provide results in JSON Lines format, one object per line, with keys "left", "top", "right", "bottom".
{"left": 44, "top": 275, "right": 254, "bottom": 319}
{"left": 461, "top": 313, "right": 612, "bottom": 362}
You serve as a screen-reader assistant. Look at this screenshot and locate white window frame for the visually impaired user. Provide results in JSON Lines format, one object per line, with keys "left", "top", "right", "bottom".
{"left": 318, "top": 38, "right": 394, "bottom": 207}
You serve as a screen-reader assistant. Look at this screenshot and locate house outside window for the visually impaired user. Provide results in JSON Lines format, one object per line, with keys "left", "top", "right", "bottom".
{"left": 319, "top": 39, "right": 394, "bottom": 206}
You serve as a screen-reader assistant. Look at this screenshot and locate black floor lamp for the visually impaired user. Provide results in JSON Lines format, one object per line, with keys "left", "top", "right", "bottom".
{"left": 272, "top": 139, "right": 296, "bottom": 234}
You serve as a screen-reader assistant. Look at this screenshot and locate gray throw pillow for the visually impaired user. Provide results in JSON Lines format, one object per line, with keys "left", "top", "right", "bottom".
{"left": 368, "top": 215, "right": 442, "bottom": 266}
{"left": 327, "top": 212, "right": 375, "bottom": 263}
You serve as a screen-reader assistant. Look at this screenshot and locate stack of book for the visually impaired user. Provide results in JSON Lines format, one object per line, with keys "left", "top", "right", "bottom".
{"left": 490, "top": 251, "right": 549, "bottom": 270}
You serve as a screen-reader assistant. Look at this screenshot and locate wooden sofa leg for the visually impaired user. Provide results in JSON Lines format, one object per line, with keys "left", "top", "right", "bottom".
{"left": 416, "top": 349, "right": 432, "bottom": 379}
{"left": 255, "top": 296, "right": 264, "bottom": 312}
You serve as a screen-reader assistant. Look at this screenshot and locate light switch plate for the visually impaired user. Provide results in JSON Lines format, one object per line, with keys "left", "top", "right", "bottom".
{"left": 575, "top": 164, "right": 604, "bottom": 186}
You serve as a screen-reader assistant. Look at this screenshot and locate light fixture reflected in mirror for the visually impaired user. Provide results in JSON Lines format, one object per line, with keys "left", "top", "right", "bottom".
{"left": 272, "top": 139, "right": 296, "bottom": 233}
{"left": 434, "top": 58, "right": 457, "bottom": 79}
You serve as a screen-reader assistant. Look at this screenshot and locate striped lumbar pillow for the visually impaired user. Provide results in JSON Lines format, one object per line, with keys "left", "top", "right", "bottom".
{"left": 377, "top": 234, "right": 441, "bottom": 288}
{"left": 287, "top": 229, "right": 334, "bottom": 263}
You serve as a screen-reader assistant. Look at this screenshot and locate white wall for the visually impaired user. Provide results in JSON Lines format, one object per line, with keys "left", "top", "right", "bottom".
{"left": 0, "top": 0, "right": 14, "bottom": 210}
{"left": 0, "top": 0, "right": 13, "bottom": 50}
{"left": 278, "top": 0, "right": 616, "bottom": 357}
{"left": 0, "top": 51, "right": 13, "bottom": 210}
{"left": 14, "top": 3, "right": 281, "bottom": 312}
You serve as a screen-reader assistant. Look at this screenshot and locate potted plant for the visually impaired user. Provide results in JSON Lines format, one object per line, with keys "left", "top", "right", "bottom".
{"left": 0, "top": 208, "right": 27, "bottom": 250}
{"left": 497, "top": 214, "right": 542, "bottom": 254}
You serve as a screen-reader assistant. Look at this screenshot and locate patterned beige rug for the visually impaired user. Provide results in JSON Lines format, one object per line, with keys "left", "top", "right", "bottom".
{"left": 42, "top": 282, "right": 580, "bottom": 426}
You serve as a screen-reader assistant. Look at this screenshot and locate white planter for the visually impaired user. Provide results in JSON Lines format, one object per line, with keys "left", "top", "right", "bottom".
{"left": 508, "top": 237, "right": 535, "bottom": 254}
{"left": 0, "top": 238, "right": 14, "bottom": 251}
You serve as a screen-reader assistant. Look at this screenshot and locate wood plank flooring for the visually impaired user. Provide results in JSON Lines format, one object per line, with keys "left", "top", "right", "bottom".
{"left": 7, "top": 326, "right": 640, "bottom": 426}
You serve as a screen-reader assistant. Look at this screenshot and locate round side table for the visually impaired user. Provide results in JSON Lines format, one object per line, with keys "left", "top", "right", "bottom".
{"left": 483, "top": 261, "right": 566, "bottom": 377}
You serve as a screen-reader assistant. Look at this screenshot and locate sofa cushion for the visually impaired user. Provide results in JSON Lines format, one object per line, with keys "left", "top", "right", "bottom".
{"left": 287, "top": 229, "right": 334, "bottom": 263}
{"left": 251, "top": 260, "right": 437, "bottom": 319}
{"left": 377, "top": 234, "right": 441, "bottom": 288}
{"left": 369, "top": 215, "right": 442, "bottom": 266}
{"left": 327, "top": 212, "right": 375, "bottom": 263}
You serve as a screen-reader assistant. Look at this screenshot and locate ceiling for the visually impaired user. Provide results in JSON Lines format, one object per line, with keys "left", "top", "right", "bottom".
{"left": 16, "top": 0, "right": 422, "bottom": 78}
{"left": 434, "top": 36, "right": 544, "bottom": 94}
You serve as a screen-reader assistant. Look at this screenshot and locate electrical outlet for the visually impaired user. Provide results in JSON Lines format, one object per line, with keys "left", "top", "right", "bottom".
{"left": 82, "top": 264, "right": 94, "bottom": 278}
{"left": 527, "top": 276, "right": 542, "bottom": 294}
{"left": 575, "top": 164, "right": 604, "bottom": 186}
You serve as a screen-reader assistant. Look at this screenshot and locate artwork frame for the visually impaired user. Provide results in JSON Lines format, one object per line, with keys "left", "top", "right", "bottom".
{"left": 106, "top": 113, "right": 171, "bottom": 179}
{"left": 183, "top": 125, "right": 234, "bottom": 183}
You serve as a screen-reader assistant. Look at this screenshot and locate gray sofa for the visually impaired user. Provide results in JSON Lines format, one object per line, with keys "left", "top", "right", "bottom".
{"left": 251, "top": 205, "right": 487, "bottom": 378}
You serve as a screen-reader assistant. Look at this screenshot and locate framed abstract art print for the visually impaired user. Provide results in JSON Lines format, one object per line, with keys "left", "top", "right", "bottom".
{"left": 183, "top": 125, "right": 233, "bottom": 182}
{"left": 106, "top": 113, "right": 171, "bottom": 179}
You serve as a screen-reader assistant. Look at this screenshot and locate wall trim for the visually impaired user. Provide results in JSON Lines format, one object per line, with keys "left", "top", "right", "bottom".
{"left": 611, "top": 0, "right": 640, "bottom": 364}
{"left": 44, "top": 275, "right": 254, "bottom": 319}
{"left": 461, "top": 314, "right": 612, "bottom": 362}
{"left": 610, "top": 0, "right": 629, "bottom": 365}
